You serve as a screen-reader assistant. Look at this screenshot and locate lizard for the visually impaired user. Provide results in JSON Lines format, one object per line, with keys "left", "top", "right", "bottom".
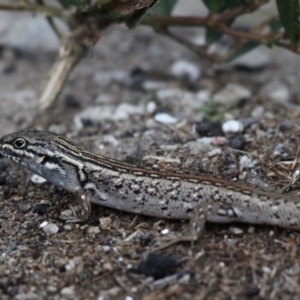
{"left": 1, "top": 127, "right": 300, "bottom": 240}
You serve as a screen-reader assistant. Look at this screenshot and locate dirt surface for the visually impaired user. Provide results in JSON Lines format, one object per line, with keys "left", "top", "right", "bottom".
{"left": 1, "top": 23, "right": 300, "bottom": 300}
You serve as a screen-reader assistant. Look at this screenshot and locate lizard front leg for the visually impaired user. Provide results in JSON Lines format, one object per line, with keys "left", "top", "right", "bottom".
{"left": 60, "top": 189, "right": 92, "bottom": 223}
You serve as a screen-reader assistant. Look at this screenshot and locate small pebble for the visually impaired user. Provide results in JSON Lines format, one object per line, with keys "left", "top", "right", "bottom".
{"left": 102, "top": 135, "right": 119, "bottom": 146}
{"left": 210, "top": 136, "right": 227, "bottom": 146}
{"left": 260, "top": 81, "right": 290, "bottom": 104}
{"left": 251, "top": 105, "right": 264, "bottom": 119}
{"left": 112, "top": 219, "right": 121, "bottom": 229}
{"left": 169, "top": 59, "right": 201, "bottom": 82}
{"left": 42, "top": 223, "right": 59, "bottom": 235}
{"left": 196, "top": 137, "right": 213, "bottom": 145}
{"left": 60, "top": 286, "right": 75, "bottom": 296}
{"left": 133, "top": 252, "right": 181, "bottom": 279}
{"left": 0, "top": 160, "right": 8, "bottom": 171}
{"left": 248, "top": 226, "right": 255, "bottom": 234}
{"left": 64, "top": 94, "right": 80, "bottom": 108}
{"left": 272, "top": 143, "right": 290, "bottom": 159}
{"left": 31, "top": 174, "right": 47, "bottom": 184}
{"left": 16, "top": 202, "right": 31, "bottom": 214}
{"left": 146, "top": 101, "right": 157, "bottom": 114}
{"left": 99, "top": 216, "right": 112, "bottom": 230}
{"left": 228, "top": 135, "right": 246, "bottom": 150}
{"left": 87, "top": 226, "right": 101, "bottom": 235}
{"left": 64, "top": 224, "right": 72, "bottom": 231}
{"left": 239, "top": 156, "right": 257, "bottom": 169}
{"left": 33, "top": 203, "right": 50, "bottom": 215}
{"left": 245, "top": 287, "right": 260, "bottom": 297}
{"left": 262, "top": 266, "right": 272, "bottom": 274}
{"left": 207, "top": 147, "right": 222, "bottom": 158}
{"left": 0, "top": 175, "right": 6, "bottom": 185}
{"left": 65, "top": 259, "right": 76, "bottom": 271}
{"left": 39, "top": 221, "right": 48, "bottom": 228}
{"left": 101, "top": 245, "right": 111, "bottom": 252}
{"left": 229, "top": 226, "right": 244, "bottom": 235}
{"left": 154, "top": 112, "right": 178, "bottom": 124}
{"left": 222, "top": 120, "right": 244, "bottom": 133}
{"left": 226, "top": 238, "right": 238, "bottom": 246}
{"left": 195, "top": 120, "right": 223, "bottom": 137}
{"left": 161, "top": 228, "right": 169, "bottom": 235}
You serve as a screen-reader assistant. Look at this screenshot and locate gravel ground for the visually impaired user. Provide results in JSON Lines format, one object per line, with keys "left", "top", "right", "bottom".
{"left": 1, "top": 16, "right": 300, "bottom": 300}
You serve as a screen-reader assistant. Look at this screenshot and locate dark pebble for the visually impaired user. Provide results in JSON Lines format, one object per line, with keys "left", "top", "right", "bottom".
{"left": 0, "top": 176, "right": 6, "bottom": 185}
{"left": 195, "top": 120, "right": 223, "bottom": 137}
{"left": 129, "top": 67, "right": 147, "bottom": 91}
{"left": 246, "top": 286, "right": 260, "bottom": 297}
{"left": 139, "top": 235, "right": 152, "bottom": 247}
{"left": 0, "top": 160, "right": 8, "bottom": 171}
{"left": 129, "top": 252, "right": 181, "bottom": 279}
{"left": 64, "top": 94, "right": 80, "bottom": 108}
{"left": 34, "top": 203, "right": 50, "bottom": 215}
{"left": 228, "top": 135, "right": 246, "bottom": 150}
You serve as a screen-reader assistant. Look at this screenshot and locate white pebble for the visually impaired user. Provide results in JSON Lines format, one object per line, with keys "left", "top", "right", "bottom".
{"left": 31, "top": 174, "right": 47, "bottom": 184}
{"left": 170, "top": 60, "right": 200, "bottom": 81}
{"left": 102, "top": 135, "right": 119, "bottom": 146}
{"left": 39, "top": 221, "right": 48, "bottom": 228}
{"left": 239, "top": 156, "right": 257, "bottom": 169}
{"left": 146, "top": 101, "right": 157, "bottom": 114}
{"left": 161, "top": 228, "right": 169, "bottom": 235}
{"left": 60, "top": 286, "right": 75, "bottom": 296}
{"left": 229, "top": 226, "right": 244, "bottom": 235}
{"left": 222, "top": 120, "right": 244, "bottom": 133}
{"left": 154, "top": 112, "right": 178, "bottom": 124}
{"left": 42, "top": 223, "right": 59, "bottom": 235}
{"left": 101, "top": 245, "right": 111, "bottom": 252}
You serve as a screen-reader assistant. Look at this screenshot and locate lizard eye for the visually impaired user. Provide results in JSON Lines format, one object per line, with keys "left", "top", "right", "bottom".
{"left": 13, "top": 138, "right": 26, "bottom": 148}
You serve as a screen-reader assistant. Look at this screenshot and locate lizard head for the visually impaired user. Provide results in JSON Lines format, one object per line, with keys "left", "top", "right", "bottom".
{"left": 0, "top": 128, "right": 55, "bottom": 164}
{"left": 0, "top": 128, "right": 85, "bottom": 190}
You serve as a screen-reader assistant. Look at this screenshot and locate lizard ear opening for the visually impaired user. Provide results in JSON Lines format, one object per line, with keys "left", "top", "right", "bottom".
{"left": 13, "top": 138, "right": 26, "bottom": 148}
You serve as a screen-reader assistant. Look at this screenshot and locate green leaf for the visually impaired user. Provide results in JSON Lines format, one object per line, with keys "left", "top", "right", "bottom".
{"left": 225, "top": 41, "right": 259, "bottom": 63}
{"left": 203, "top": 0, "right": 243, "bottom": 13}
{"left": 269, "top": 18, "right": 282, "bottom": 33}
{"left": 205, "top": 28, "right": 223, "bottom": 45}
{"left": 58, "top": 0, "right": 82, "bottom": 8}
{"left": 276, "top": 0, "right": 299, "bottom": 44}
{"left": 154, "top": 0, "right": 179, "bottom": 15}
{"left": 202, "top": 0, "right": 224, "bottom": 13}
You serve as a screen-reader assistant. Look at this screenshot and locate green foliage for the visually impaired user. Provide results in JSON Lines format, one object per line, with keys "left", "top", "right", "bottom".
{"left": 202, "top": 0, "right": 244, "bottom": 13}
{"left": 205, "top": 28, "right": 223, "bottom": 46}
{"left": 58, "top": 0, "right": 82, "bottom": 8}
{"left": 225, "top": 42, "right": 259, "bottom": 63}
{"left": 276, "top": 0, "right": 299, "bottom": 44}
{"left": 195, "top": 101, "right": 224, "bottom": 120}
{"left": 153, "top": 0, "right": 179, "bottom": 15}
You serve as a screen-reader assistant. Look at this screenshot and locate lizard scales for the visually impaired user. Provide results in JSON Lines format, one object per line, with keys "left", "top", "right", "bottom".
{"left": 1, "top": 128, "right": 300, "bottom": 229}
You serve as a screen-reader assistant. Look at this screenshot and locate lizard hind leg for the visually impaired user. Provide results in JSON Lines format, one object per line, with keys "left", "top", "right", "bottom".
{"left": 153, "top": 205, "right": 207, "bottom": 251}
